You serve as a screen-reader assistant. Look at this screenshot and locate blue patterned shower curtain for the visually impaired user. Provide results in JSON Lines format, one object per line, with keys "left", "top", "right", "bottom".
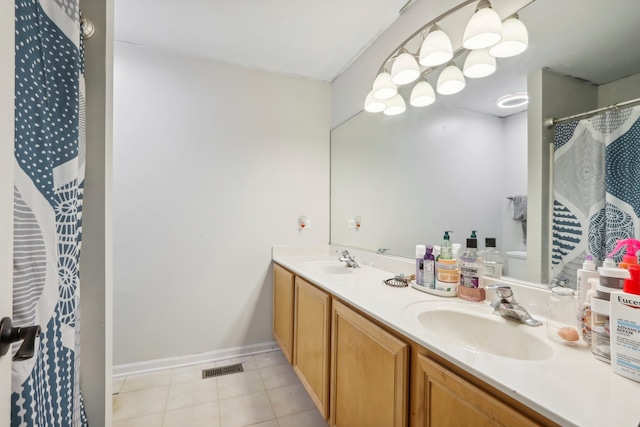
{"left": 12, "top": 0, "right": 88, "bottom": 425}
{"left": 552, "top": 106, "right": 640, "bottom": 288}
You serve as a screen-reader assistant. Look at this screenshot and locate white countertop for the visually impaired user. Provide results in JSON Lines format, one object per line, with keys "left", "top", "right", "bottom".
{"left": 272, "top": 245, "right": 640, "bottom": 427}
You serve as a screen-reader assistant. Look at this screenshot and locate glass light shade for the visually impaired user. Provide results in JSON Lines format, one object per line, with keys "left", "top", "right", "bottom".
{"left": 489, "top": 16, "right": 528, "bottom": 58}
{"left": 364, "top": 91, "right": 386, "bottom": 113}
{"left": 383, "top": 93, "right": 406, "bottom": 116}
{"left": 437, "top": 64, "right": 466, "bottom": 95}
{"left": 371, "top": 72, "right": 397, "bottom": 100}
{"left": 418, "top": 28, "right": 453, "bottom": 67}
{"left": 463, "top": 5, "right": 503, "bottom": 50}
{"left": 463, "top": 49, "right": 496, "bottom": 78}
{"left": 410, "top": 81, "right": 436, "bottom": 107}
{"left": 391, "top": 52, "right": 420, "bottom": 85}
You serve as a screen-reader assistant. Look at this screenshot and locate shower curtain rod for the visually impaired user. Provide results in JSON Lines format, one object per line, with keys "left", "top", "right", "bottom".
{"left": 544, "top": 97, "right": 640, "bottom": 129}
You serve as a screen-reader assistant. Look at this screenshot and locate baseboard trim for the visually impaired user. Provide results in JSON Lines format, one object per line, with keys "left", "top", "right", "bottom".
{"left": 113, "top": 341, "right": 279, "bottom": 377}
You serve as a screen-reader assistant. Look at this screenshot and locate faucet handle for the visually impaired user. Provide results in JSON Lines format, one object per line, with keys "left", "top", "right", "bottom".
{"left": 486, "top": 284, "right": 514, "bottom": 301}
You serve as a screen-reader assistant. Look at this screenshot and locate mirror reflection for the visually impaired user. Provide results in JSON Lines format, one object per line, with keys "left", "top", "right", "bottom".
{"left": 330, "top": 0, "right": 640, "bottom": 283}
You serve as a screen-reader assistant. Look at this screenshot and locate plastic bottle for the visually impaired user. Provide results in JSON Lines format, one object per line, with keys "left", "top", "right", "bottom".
{"left": 608, "top": 238, "right": 640, "bottom": 269}
{"left": 440, "top": 231, "right": 453, "bottom": 260}
{"left": 415, "top": 245, "right": 426, "bottom": 286}
{"left": 423, "top": 245, "right": 436, "bottom": 289}
{"left": 458, "top": 233, "right": 485, "bottom": 302}
{"left": 610, "top": 264, "right": 640, "bottom": 382}
{"left": 577, "top": 255, "right": 599, "bottom": 308}
{"left": 482, "top": 237, "right": 504, "bottom": 278}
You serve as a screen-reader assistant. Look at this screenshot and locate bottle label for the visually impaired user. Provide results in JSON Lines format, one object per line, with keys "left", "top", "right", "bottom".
{"left": 460, "top": 265, "right": 480, "bottom": 288}
{"left": 424, "top": 260, "right": 435, "bottom": 288}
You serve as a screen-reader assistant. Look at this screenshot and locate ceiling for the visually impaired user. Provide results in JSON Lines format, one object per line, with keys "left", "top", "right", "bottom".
{"left": 114, "top": 0, "right": 409, "bottom": 82}
{"left": 114, "top": 0, "right": 640, "bottom": 116}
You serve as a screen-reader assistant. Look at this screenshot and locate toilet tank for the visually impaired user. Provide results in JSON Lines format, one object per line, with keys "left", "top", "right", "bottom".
{"left": 505, "top": 251, "right": 527, "bottom": 280}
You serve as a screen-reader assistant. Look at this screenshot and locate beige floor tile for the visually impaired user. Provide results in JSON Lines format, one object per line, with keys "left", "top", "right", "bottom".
{"left": 267, "top": 383, "right": 315, "bottom": 418}
{"left": 246, "top": 420, "right": 278, "bottom": 427}
{"left": 121, "top": 370, "right": 173, "bottom": 393}
{"left": 171, "top": 363, "right": 214, "bottom": 384}
{"left": 254, "top": 351, "right": 287, "bottom": 369}
{"left": 277, "top": 408, "right": 328, "bottom": 427}
{"left": 259, "top": 364, "right": 299, "bottom": 390}
{"left": 215, "top": 355, "right": 258, "bottom": 371}
{"left": 217, "top": 370, "right": 265, "bottom": 400}
{"left": 166, "top": 378, "right": 218, "bottom": 410}
{"left": 113, "top": 386, "right": 170, "bottom": 421}
{"left": 112, "top": 413, "right": 165, "bottom": 427}
{"left": 163, "top": 402, "right": 220, "bottom": 427}
{"left": 113, "top": 376, "right": 127, "bottom": 394}
{"left": 219, "top": 391, "right": 275, "bottom": 427}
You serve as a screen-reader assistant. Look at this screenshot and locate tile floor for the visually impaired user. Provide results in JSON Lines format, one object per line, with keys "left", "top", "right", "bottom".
{"left": 112, "top": 350, "right": 329, "bottom": 427}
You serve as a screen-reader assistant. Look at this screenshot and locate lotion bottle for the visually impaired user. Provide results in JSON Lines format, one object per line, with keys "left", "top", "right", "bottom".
{"left": 415, "top": 245, "right": 426, "bottom": 287}
{"left": 577, "top": 255, "right": 599, "bottom": 338}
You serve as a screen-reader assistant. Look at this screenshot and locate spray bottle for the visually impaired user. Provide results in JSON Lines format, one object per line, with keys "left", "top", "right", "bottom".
{"left": 608, "top": 238, "right": 640, "bottom": 269}
{"left": 439, "top": 231, "right": 453, "bottom": 260}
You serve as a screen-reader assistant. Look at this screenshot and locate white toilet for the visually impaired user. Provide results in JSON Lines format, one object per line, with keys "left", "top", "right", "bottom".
{"left": 505, "top": 251, "right": 527, "bottom": 280}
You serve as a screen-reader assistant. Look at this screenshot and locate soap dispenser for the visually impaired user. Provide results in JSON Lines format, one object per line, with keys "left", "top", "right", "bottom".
{"left": 440, "top": 231, "right": 453, "bottom": 260}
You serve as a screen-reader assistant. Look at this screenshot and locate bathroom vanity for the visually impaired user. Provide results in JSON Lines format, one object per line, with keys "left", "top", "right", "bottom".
{"left": 272, "top": 246, "right": 640, "bottom": 427}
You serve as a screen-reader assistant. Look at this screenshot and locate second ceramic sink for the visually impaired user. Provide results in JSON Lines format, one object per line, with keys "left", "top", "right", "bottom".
{"left": 404, "top": 300, "right": 554, "bottom": 361}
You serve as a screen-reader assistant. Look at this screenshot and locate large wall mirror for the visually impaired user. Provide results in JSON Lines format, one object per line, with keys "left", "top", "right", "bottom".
{"left": 330, "top": 0, "right": 640, "bottom": 283}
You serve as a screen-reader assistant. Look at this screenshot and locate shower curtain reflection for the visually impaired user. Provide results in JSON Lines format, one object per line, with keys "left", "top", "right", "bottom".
{"left": 551, "top": 106, "right": 640, "bottom": 288}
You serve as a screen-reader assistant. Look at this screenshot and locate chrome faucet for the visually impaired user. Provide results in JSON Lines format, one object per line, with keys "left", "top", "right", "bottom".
{"left": 486, "top": 284, "right": 542, "bottom": 327}
{"left": 336, "top": 250, "right": 360, "bottom": 268}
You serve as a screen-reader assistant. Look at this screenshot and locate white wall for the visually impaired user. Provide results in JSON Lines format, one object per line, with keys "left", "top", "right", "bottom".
{"left": 598, "top": 73, "right": 640, "bottom": 107}
{"left": 501, "top": 111, "right": 528, "bottom": 254}
{"left": 113, "top": 43, "right": 331, "bottom": 365}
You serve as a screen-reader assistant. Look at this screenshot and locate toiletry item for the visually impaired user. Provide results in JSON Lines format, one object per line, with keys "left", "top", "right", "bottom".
{"left": 458, "top": 235, "right": 485, "bottom": 302}
{"left": 608, "top": 238, "right": 640, "bottom": 269}
{"left": 423, "top": 245, "right": 436, "bottom": 289}
{"left": 440, "top": 231, "right": 453, "bottom": 260}
{"left": 452, "top": 243, "right": 462, "bottom": 261}
{"left": 546, "top": 287, "right": 580, "bottom": 345}
{"left": 591, "top": 296, "right": 611, "bottom": 363}
{"left": 577, "top": 255, "right": 598, "bottom": 304}
{"left": 581, "top": 278, "right": 598, "bottom": 344}
{"left": 415, "top": 245, "right": 426, "bottom": 287}
{"left": 611, "top": 284, "right": 640, "bottom": 382}
{"left": 482, "top": 237, "right": 504, "bottom": 278}
{"left": 598, "top": 256, "right": 630, "bottom": 292}
{"left": 433, "top": 258, "right": 459, "bottom": 297}
{"left": 577, "top": 254, "right": 599, "bottom": 337}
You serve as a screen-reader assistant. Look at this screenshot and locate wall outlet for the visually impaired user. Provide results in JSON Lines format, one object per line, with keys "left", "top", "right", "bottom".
{"left": 348, "top": 219, "right": 355, "bottom": 228}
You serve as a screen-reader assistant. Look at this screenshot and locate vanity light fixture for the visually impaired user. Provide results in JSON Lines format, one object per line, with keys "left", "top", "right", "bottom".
{"left": 437, "top": 63, "right": 466, "bottom": 95}
{"left": 489, "top": 14, "right": 529, "bottom": 58}
{"left": 462, "top": 0, "right": 503, "bottom": 50}
{"left": 496, "top": 92, "right": 529, "bottom": 108}
{"left": 463, "top": 48, "right": 496, "bottom": 78}
{"left": 383, "top": 93, "right": 407, "bottom": 115}
{"left": 410, "top": 80, "right": 436, "bottom": 107}
{"left": 364, "top": 91, "right": 387, "bottom": 112}
{"left": 371, "top": 71, "right": 397, "bottom": 100}
{"left": 365, "top": 0, "right": 533, "bottom": 115}
{"left": 418, "top": 24, "right": 453, "bottom": 67}
{"left": 391, "top": 49, "right": 421, "bottom": 85}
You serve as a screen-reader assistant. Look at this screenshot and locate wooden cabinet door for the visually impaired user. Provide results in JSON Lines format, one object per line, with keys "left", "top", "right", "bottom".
{"left": 293, "top": 277, "right": 331, "bottom": 419}
{"left": 330, "top": 300, "right": 408, "bottom": 427}
{"left": 273, "top": 263, "right": 295, "bottom": 363}
{"left": 416, "top": 354, "right": 540, "bottom": 427}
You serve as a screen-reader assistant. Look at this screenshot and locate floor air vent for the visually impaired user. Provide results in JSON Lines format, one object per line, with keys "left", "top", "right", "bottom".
{"left": 202, "top": 363, "right": 244, "bottom": 379}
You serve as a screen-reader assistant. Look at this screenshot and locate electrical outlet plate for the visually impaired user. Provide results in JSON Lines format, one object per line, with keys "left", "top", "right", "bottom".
{"left": 348, "top": 219, "right": 355, "bottom": 228}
